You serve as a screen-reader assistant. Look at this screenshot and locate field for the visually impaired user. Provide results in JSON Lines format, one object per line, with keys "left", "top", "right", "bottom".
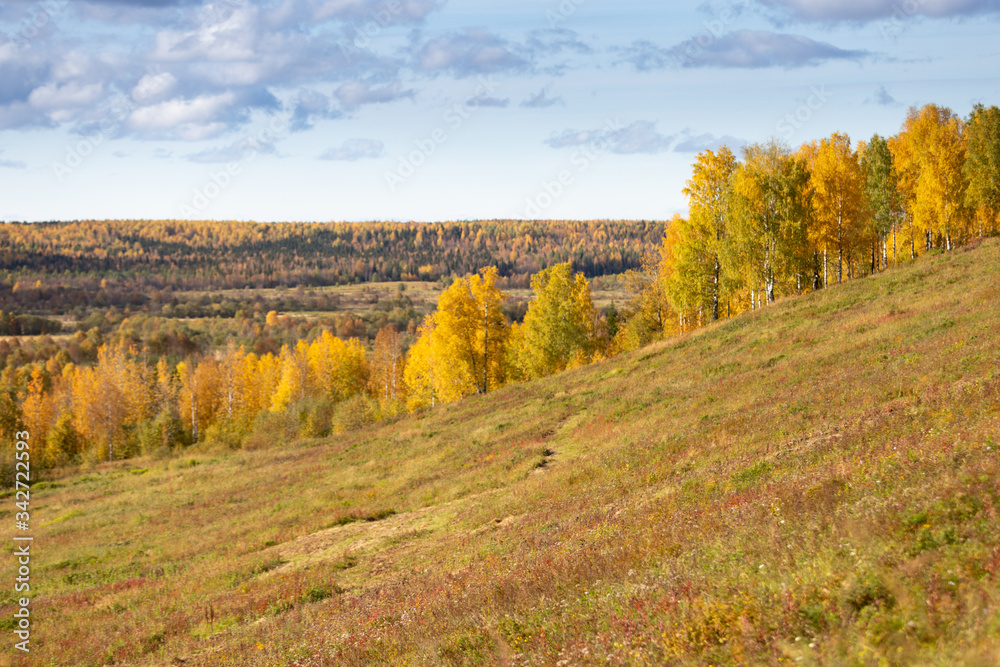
{"left": 1, "top": 240, "right": 998, "bottom": 666}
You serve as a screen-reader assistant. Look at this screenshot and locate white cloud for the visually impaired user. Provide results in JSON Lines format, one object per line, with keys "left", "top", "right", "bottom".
{"left": 28, "top": 81, "right": 104, "bottom": 111}
{"left": 466, "top": 96, "right": 509, "bottom": 108}
{"left": 415, "top": 28, "right": 528, "bottom": 76}
{"left": 546, "top": 120, "right": 675, "bottom": 155}
{"left": 756, "top": 0, "right": 1000, "bottom": 23}
{"left": 319, "top": 137, "right": 385, "bottom": 160}
{"left": 127, "top": 92, "right": 236, "bottom": 135}
{"left": 131, "top": 71, "right": 178, "bottom": 104}
{"left": 335, "top": 80, "right": 415, "bottom": 109}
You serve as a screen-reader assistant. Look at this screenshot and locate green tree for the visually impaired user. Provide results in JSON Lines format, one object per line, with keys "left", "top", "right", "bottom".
{"left": 511, "top": 262, "right": 597, "bottom": 380}
{"left": 726, "top": 140, "right": 811, "bottom": 306}
{"left": 680, "top": 147, "right": 738, "bottom": 321}
{"left": 860, "top": 134, "right": 902, "bottom": 269}
{"left": 965, "top": 104, "right": 1000, "bottom": 237}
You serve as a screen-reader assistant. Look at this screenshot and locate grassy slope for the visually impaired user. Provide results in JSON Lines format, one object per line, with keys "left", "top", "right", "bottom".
{"left": 2, "top": 240, "right": 999, "bottom": 667}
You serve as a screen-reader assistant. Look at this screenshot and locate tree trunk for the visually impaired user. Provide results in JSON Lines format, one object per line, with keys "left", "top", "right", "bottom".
{"left": 823, "top": 249, "right": 828, "bottom": 289}
{"left": 481, "top": 303, "right": 489, "bottom": 394}
{"left": 190, "top": 376, "right": 198, "bottom": 442}
{"left": 711, "top": 258, "right": 720, "bottom": 321}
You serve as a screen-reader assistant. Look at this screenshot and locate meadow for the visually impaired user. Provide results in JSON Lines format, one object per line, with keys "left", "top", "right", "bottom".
{"left": 1, "top": 239, "right": 998, "bottom": 666}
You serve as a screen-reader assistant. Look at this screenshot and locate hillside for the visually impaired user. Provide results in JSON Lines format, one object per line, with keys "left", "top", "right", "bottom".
{"left": 3, "top": 239, "right": 999, "bottom": 666}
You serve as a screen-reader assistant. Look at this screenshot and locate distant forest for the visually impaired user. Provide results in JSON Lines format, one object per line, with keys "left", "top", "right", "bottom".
{"left": 0, "top": 219, "right": 663, "bottom": 312}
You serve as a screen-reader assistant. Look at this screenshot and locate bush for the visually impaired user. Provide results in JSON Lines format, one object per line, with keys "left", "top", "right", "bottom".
{"left": 44, "top": 411, "right": 81, "bottom": 467}
{"left": 137, "top": 409, "right": 189, "bottom": 458}
{"left": 333, "top": 395, "right": 379, "bottom": 434}
{"left": 243, "top": 409, "right": 299, "bottom": 450}
{"left": 201, "top": 419, "right": 245, "bottom": 451}
{"left": 299, "top": 398, "right": 335, "bottom": 438}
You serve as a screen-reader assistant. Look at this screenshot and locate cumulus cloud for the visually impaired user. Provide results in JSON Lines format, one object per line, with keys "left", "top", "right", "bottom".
{"left": 546, "top": 120, "right": 675, "bottom": 155}
{"left": 290, "top": 89, "right": 341, "bottom": 132}
{"left": 186, "top": 135, "right": 277, "bottom": 163}
{"left": 672, "top": 130, "right": 747, "bottom": 153}
{"left": 521, "top": 87, "right": 563, "bottom": 108}
{"left": 125, "top": 91, "right": 237, "bottom": 140}
{"left": 755, "top": 0, "right": 1000, "bottom": 23}
{"left": 614, "top": 40, "right": 676, "bottom": 71}
{"left": 319, "top": 137, "right": 385, "bottom": 160}
{"left": 335, "top": 79, "right": 415, "bottom": 109}
{"left": 313, "top": 0, "right": 442, "bottom": 23}
{"left": 665, "top": 30, "right": 871, "bottom": 68}
{"left": 28, "top": 81, "right": 105, "bottom": 118}
{"left": 0, "top": 45, "right": 130, "bottom": 129}
{"left": 414, "top": 28, "right": 529, "bottom": 76}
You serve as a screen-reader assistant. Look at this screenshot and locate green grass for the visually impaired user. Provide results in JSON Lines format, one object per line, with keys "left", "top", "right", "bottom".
{"left": 2, "top": 240, "right": 999, "bottom": 666}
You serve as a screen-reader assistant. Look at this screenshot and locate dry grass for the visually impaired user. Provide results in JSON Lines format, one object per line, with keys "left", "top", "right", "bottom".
{"left": 2, "top": 240, "right": 999, "bottom": 666}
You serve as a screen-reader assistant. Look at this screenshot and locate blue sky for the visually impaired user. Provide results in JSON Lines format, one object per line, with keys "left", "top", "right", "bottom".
{"left": 1, "top": 0, "right": 998, "bottom": 222}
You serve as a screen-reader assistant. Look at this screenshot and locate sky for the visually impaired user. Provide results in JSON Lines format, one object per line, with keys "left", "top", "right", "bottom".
{"left": 0, "top": 0, "right": 998, "bottom": 223}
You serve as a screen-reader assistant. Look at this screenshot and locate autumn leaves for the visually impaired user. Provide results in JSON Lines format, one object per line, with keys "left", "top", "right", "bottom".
{"left": 404, "top": 263, "right": 604, "bottom": 411}
{"left": 7, "top": 261, "right": 609, "bottom": 468}
{"left": 657, "top": 103, "right": 999, "bottom": 330}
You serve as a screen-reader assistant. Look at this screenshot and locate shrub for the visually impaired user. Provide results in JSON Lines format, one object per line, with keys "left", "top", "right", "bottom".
{"left": 44, "top": 411, "right": 82, "bottom": 467}
{"left": 137, "top": 409, "right": 189, "bottom": 458}
{"left": 243, "top": 409, "right": 299, "bottom": 450}
{"left": 332, "top": 395, "right": 379, "bottom": 434}
{"left": 299, "top": 398, "right": 335, "bottom": 438}
{"left": 201, "top": 419, "right": 245, "bottom": 451}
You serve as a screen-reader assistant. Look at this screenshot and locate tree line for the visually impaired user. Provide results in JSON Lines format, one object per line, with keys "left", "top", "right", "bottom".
{"left": 0, "top": 262, "right": 620, "bottom": 480}
{"left": 0, "top": 219, "right": 663, "bottom": 315}
{"left": 2, "top": 102, "right": 998, "bottom": 481}
{"left": 655, "top": 103, "right": 999, "bottom": 330}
